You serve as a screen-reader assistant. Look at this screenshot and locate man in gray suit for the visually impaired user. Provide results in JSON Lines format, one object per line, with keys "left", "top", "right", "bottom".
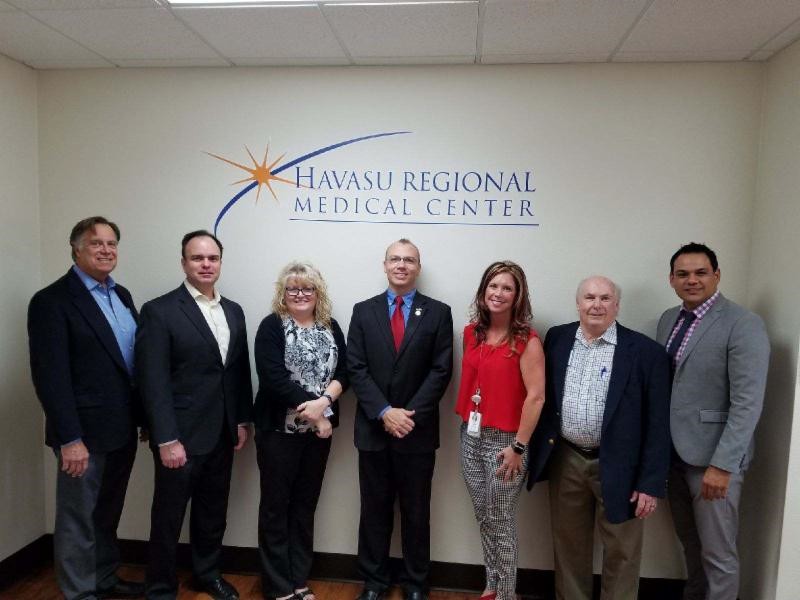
{"left": 657, "top": 242, "right": 770, "bottom": 600}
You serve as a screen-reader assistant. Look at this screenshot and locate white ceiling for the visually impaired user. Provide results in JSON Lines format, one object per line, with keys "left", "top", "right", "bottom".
{"left": 1, "top": 0, "right": 799, "bottom": 70}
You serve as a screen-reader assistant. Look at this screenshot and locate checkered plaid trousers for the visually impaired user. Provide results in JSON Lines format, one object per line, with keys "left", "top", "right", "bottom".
{"left": 460, "top": 423, "right": 529, "bottom": 600}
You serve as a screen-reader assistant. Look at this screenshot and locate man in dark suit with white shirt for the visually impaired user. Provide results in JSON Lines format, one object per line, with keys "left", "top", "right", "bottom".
{"left": 28, "top": 216, "right": 144, "bottom": 600}
{"left": 136, "top": 230, "right": 253, "bottom": 600}
{"left": 347, "top": 238, "right": 453, "bottom": 600}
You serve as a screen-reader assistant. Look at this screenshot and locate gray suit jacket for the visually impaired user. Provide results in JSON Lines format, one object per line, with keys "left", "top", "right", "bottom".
{"left": 656, "top": 293, "right": 769, "bottom": 473}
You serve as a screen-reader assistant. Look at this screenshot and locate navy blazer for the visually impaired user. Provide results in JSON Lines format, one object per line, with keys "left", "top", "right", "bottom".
{"left": 347, "top": 291, "right": 453, "bottom": 453}
{"left": 527, "top": 321, "right": 671, "bottom": 523}
{"left": 136, "top": 285, "right": 253, "bottom": 455}
{"left": 28, "top": 269, "right": 140, "bottom": 452}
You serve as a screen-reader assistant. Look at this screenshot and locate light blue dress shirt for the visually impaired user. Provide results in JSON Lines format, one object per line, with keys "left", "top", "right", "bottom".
{"left": 386, "top": 288, "right": 416, "bottom": 325}
{"left": 379, "top": 288, "right": 417, "bottom": 418}
{"left": 73, "top": 265, "right": 136, "bottom": 375}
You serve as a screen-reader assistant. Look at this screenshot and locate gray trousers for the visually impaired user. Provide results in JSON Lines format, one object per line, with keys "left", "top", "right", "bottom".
{"left": 54, "top": 439, "right": 137, "bottom": 600}
{"left": 668, "top": 461, "right": 744, "bottom": 600}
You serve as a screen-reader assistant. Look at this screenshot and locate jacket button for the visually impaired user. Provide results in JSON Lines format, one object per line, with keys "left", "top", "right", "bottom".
{"left": 548, "top": 438, "right": 555, "bottom": 445}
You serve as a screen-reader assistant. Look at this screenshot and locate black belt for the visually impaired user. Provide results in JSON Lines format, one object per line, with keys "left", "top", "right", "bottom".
{"left": 563, "top": 438, "right": 600, "bottom": 459}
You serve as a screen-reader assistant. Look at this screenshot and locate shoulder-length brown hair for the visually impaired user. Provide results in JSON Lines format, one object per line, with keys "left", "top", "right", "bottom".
{"left": 271, "top": 261, "right": 333, "bottom": 327}
{"left": 469, "top": 260, "right": 532, "bottom": 353}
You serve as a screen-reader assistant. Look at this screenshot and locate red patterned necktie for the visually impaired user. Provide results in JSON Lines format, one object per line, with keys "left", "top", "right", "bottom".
{"left": 391, "top": 295, "right": 405, "bottom": 351}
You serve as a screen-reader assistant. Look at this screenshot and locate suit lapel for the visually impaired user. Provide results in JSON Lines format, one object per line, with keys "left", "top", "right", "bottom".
{"left": 221, "top": 298, "right": 237, "bottom": 366}
{"left": 397, "top": 293, "right": 428, "bottom": 358}
{"left": 602, "top": 325, "right": 633, "bottom": 433}
{"left": 552, "top": 323, "right": 578, "bottom": 411}
{"left": 370, "top": 294, "right": 397, "bottom": 356}
{"left": 676, "top": 296, "right": 725, "bottom": 370}
{"left": 177, "top": 285, "right": 222, "bottom": 362}
{"left": 67, "top": 270, "right": 128, "bottom": 374}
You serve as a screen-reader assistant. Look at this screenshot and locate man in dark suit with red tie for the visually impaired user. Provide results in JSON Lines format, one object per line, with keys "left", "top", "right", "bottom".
{"left": 28, "top": 216, "right": 144, "bottom": 600}
{"left": 347, "top": 238, "right": 453, "bottom": 600}
{"left": 136, "top": 230, "right": 253, "bottom": 600}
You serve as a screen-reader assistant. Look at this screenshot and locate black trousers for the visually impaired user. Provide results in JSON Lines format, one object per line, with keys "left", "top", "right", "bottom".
{"left": 256, "top": 430, "right": 332, "bottom": 598}
{"left": 145, "top": 431, "right": 234, "bottom": 600}
{"left": 357, "top": 448, "right": 436, "bottom": 594}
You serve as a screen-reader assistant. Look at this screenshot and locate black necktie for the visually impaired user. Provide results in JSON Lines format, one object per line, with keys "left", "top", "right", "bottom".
{"left": 667, "top": 309, "right": 697, "bottom": 361}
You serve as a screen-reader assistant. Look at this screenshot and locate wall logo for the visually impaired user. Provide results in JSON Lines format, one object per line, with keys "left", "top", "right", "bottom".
{"left": 209, "top": 131, "right": 539, "bottom": 235}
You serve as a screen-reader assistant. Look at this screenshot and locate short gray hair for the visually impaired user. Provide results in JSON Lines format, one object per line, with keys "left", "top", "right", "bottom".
{"left": 575, "top": 276, "right": 621, "bottom": 303}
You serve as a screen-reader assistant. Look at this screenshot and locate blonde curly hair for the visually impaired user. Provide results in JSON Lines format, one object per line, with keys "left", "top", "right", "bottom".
{"left": 271, "top": 261, "right": 333, "bottom": 327}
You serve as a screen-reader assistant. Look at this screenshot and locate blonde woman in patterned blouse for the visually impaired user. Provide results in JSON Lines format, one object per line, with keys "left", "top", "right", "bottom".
{"left": 253, "top": 262, "right": 348, "bottom": 600}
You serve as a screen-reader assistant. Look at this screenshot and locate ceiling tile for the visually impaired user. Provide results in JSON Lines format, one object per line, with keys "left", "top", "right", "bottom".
{"left": 9, "top": 0, "right": 158, "bottom": 8}
{"left": 482, "top": 52, "right": 606, "bottom": 64}
{"left": 613, "top": 50, "right": 750, "bottom": 62}
{"left": 231, "top": 56, "right": 350, "bottom": 66}
{"left": 324, "top": 1, "right": 478, "bottom": 59}
{"left": 353, "top": 55, "right": 475, "bottom": 65}
{"left": 748, "top": 49, "right": 775, "bottom": 62}
{"left": 482, "top": 0, "right": 649, "bottom": 57}
{"left": 762, "top": 17, "right": 800, "bottom": 51}
{"left": 0, "top": 11, "right": 106, "bottom": 63}
{"left": 114, "top": 57, "right": 230, "bottom": 67}
{"left": 28, "top": 57, "right": 114, "bottom": 68}
{"left": 621, "top": 0, "right": 800, "bottom": 54}
{"left": 30, "top": 7, "right": 219, "bottom": 60}
{"left": 174, "top": 5, "right": 346, "bottom": 59}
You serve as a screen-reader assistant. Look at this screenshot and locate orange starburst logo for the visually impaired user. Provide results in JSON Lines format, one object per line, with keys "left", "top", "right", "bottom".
{"left": 206, "top": 144, "right": 297, "bottom": 202}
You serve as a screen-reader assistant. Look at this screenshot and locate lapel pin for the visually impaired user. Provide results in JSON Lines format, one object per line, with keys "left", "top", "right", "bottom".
{"left": 414, "top": 308, "right": 422, "bottom": 317}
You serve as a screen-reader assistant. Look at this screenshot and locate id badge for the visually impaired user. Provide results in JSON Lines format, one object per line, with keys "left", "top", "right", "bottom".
{"left": 467, "top": 410, "right": 482, "bottom": 438}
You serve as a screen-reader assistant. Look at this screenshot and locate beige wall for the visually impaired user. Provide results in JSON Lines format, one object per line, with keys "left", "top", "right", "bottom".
{"left": 35, "top": 62, "right": 767, "bottom": 578}
{"left": 743, "top": 38, "right": 800, "bottom": 600}
{"left": 0, "top": 54, "right": 44, "bottom": 561}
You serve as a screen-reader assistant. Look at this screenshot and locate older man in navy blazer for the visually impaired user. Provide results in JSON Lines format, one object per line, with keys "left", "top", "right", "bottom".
{"left": 28, "top": 216, "right": 143, "bottom": 600}
{"left": 528, "top": 276, "right": 671, "bottom": 600}
{"left": 347, "top": 238, "right": 453, "bottom": 600}
{"left": 657, "top": 243, "right": 769, "bottom": 600}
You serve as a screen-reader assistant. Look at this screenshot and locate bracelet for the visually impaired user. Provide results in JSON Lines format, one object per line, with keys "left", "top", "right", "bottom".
{"left": 511, "top": 440, "right": 527, "bottom": 455}
{"left": 322, "top": 393, "right": 334, "bottom": 406}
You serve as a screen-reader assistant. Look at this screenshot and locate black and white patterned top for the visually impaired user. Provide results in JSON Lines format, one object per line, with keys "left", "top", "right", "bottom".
{"left": 282, "top": 317, "right": 338, "bottom": 434}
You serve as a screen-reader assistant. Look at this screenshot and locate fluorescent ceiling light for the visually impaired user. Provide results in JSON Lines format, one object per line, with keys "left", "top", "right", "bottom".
{"left": 166, "top": 0, "right": 474, "bottom": 5}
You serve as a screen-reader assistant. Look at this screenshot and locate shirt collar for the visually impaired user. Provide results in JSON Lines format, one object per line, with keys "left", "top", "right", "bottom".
{"left": 386, "top": 288, "right": 417, "bottom": 306}
{"left": 184, "top": 280, "right": 221, "bottom": 305}
{"left": 576, "top": 321, "right": 618, "bottom": 346}
{"left": 682, "top": 290, "right": 720, "bottom": 318}
{"left": 73, "top": 264, "right": 115, "bottom": 291}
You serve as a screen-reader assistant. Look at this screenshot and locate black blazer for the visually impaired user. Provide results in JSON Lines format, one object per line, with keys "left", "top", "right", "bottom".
{"left": 347, "top": 291, "right": 453, "bottom": 453}
{"left": 527, "top": 321, "right": 671, "bottom": 523}
{"left": 135, "top": 285, "right": 253, "bottom": 455}
{"left": 253, "top": 312, "right": 348, "bottom": 432}
{"left": 28, "top": 269, "right": 140, "bottom": 452}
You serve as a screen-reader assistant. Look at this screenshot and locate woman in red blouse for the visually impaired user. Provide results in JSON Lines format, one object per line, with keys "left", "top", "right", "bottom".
{"left": 455, "top": 261, "right": 546, "bottom": 600}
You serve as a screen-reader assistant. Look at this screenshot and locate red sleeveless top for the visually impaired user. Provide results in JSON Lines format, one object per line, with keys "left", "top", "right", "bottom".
{"left": 455, "top": 322, "right": 538, "bottom": 432}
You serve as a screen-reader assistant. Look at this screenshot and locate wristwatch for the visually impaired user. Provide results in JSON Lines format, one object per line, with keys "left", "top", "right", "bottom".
{"left": 511, "top": 440, "right": 527, "bottom": 455}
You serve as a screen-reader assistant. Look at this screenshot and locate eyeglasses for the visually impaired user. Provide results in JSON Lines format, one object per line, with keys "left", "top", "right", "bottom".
{"left": 386, "top": 255, "right": 418, "bottom": 266}
{"left": 286, "top": 286, "right": 316, "bottom": 297}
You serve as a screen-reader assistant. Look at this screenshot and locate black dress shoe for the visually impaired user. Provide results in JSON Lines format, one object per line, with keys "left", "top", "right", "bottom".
{"left": 97, "top": 578, "right": 145, "bottom": 598}
{"left": 356, "top": 590, "right": 385, "bottom": 600}
{"left": 195, "top": 577, "right": 240, "bottom": 600}
{"left": 404, "top": 591, "right": 428, "bottom": 600}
